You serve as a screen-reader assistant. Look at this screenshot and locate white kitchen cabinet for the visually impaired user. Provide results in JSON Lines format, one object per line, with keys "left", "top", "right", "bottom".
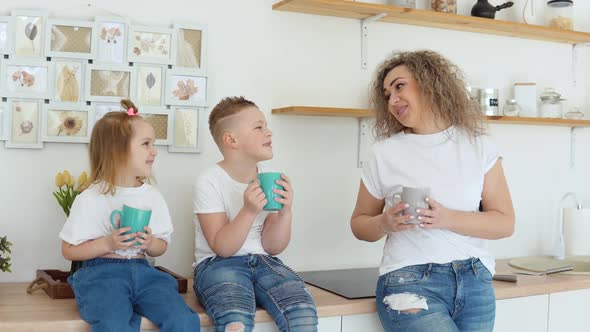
{"left": 200, "top": 316, "right": 341, "bottom": 332}
{"left": 342, "top": 313, "right": 383, "bottom": 332}
{"left": 548, "top": 289, "right": 590, "bottom": 332}
{"left": 494, "top": 295, "right": 549, "bottom": 332}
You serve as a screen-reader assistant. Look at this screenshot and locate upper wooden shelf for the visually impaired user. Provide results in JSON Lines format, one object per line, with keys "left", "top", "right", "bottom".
{"left": 272, "top": 0, "right": 590, "bottom": 44}
{"left": 272, "top": 106, "right": 590, "bottom": 127}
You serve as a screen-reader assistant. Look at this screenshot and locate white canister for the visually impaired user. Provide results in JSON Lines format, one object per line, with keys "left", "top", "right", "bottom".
{"left": 563, "top": 207, "right": 590, "bottom": 256}
{"left": 514, "top": 83, "right": 537, "bottom": 117}
{"left": 389, "top": 0, "right": 416, "bottom": 7}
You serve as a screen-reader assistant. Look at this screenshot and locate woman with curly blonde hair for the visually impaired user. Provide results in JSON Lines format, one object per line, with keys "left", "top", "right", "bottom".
{"left": 350, "top": 50, "right": 515, "bottom": 332}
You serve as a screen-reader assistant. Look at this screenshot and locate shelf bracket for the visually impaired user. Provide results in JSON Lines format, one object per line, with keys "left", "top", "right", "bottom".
{"left": 361, "top": 13, "right": 387, "bottom": 70}
{"left": 357, "top": 117, "right": 373, "bottom": 168}
{"left": 571, "top": 42, "right": 590, "bottom": 86}
{"left": 570, "top": 127, "right": 577, "bottom": 168}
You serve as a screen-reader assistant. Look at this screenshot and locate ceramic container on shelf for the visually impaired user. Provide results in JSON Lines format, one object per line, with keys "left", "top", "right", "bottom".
{"left": 545, "top": 0, "right": 574, "bottom": 30}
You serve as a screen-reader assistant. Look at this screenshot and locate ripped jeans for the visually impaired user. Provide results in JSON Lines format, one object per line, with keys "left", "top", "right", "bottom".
{"left": 376, "top": 258, "right": 495, "bottom": 332}
{"left": 194, "top": 254, "right": 318, "bottom": 332}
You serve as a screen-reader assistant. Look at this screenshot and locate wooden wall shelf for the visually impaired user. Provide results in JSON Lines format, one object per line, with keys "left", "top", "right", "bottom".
{"left": 272, "top": 0, "right": 590, "bottom": 44}
{"left": 272, "top": 106, "right": 590, "bottom": 127}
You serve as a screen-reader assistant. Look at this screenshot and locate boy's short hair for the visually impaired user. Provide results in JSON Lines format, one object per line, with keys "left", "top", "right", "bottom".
{"left": 209, "top": 96, "right": 258, "bottom": 146}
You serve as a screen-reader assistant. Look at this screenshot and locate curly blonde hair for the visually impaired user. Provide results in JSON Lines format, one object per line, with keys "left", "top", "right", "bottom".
{"left": 370, "top": 50, "right": 485, "bottom": 139}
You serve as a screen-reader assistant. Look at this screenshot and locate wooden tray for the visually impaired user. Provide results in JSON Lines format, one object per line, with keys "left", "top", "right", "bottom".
{"left": 27, "top": 266, "right": 188, "bottom": 299}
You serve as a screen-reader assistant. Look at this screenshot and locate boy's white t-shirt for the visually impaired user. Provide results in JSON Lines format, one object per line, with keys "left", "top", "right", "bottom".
{"left": 59, "top": 182, "right": 173, "bottom": 258}
{"left": 361, "top": 126, "right": 500, "bottom": 276}
{"left": 192, "top": 164, "right": 274, "bottom": 265}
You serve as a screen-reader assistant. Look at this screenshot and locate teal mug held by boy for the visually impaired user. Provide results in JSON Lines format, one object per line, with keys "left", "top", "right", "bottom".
{"left": 110, "top": 205, "right": 152, "bottom": 246}
{"left": 258, "top": 172, "right": 285, "bottom": 211}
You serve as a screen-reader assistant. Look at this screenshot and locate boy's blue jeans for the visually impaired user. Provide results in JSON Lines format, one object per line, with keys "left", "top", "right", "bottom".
{"left": 376, "top": 258, "right": 495, "bottom": 332}
{"left": 68, "top": 258, "right": 200, "bottom": 332}
{"left": 194, "top": 254, "right": 318, "bottom": 332}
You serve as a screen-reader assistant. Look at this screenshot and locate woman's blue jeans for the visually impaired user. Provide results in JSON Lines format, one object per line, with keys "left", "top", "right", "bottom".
{"left": 376, "top": 258, "right": 495, "bottom": 332}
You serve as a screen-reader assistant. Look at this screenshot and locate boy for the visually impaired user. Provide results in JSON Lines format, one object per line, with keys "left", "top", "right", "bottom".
{"left": 192, "top": 96, "right": 318, "bottom": 332}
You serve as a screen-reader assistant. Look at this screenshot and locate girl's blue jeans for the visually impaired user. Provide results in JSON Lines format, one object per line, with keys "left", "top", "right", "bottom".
{"left": 194, "top": 254, "right": 318, "bottom": 332}
{"left": 376, "top": 258, "right": 496, "bottom": 332}
{"left": 68, "top": 257, "right": 200, "bottom": 332}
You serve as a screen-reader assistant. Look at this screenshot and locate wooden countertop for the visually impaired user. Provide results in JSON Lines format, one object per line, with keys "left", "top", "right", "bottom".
{"left": 2, "top": 259, "right": 590, "bottom": 331}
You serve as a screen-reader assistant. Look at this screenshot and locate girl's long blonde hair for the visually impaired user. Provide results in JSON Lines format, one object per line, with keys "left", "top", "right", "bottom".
{"left": 370, "top": 50, "right": 485, "bottom": 139}
{"left": 88, "top": 99, "right": 147, "bottom": 194}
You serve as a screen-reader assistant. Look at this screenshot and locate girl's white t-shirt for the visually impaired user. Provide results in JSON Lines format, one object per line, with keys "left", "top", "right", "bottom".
{"left": 59, "top": 182, "right": 173, "bottom": 258}
{"left": 192, "top": 164, "right": 274, "bottom": 265}
{"left": 361, "top": 126, "right": 500, "bottom": 276}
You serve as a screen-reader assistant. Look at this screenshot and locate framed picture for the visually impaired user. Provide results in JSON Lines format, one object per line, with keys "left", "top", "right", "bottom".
{"left": 0, "top": 101, "right": 7, "bottom": 141}
{"left": 168, "top": 106, "right": 202, "bottom": 153}
{"left": 165, "top": 68, "right": 207, "bottom": 107}
{"left": 128, "top": 25, "right": 175, "bottom": 65}
{"left": 93, "top": 102, "right": 123, "bottom": 120}
{"left": 45, "top": 19, "right": 95, "bottom": 59}
{"left": 173, "top": 23, "right": 206, "bottom": 70}
{"left": 12, "top": 10, "right": 47, "bottom": 58}
{"left": 134, "top": 64, "right": 165, "bottom": 110}
{"left": 42, "top": 103, "right": 93, "bottom": 143}
{"left": 5, "top": 99, "right": 43, "bottom": 149}
{"left": 0, "top": 16, "right": 15, "bottom": 56}
{"left": 85, "top": 64, "right": 135, "bottom": 102}
{"left": 94, "top": 16, "right": 127, "bottom": 64}
{"left": 141, "top": 108, "right": 171, "bottom": 146}
{"left": 53, "top": 58, "right": 84, "bottom": 103}
{"left": 1, "top": 59, "right": 53, "bottom": 99}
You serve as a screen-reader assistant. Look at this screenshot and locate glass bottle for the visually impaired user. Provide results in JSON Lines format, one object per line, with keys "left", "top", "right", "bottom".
{"left": 431, "top": 0, "right": 457, "bottom": 13}
{"left": 390, "top": 0, "right": 416, "bottom": 8}
{"left": 503, "top": 99, "right": 522, "bottom": 116}
{"left": 546, "top": 0, "right": 573, "bottom": 30}
{"left": 539, "top": 87, "right": 565, "bottom": 118}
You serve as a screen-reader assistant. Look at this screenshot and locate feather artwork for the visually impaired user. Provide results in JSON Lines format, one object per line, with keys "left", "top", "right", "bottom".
{"left": 24, "top": 22, "right": 38, "bottom": 52}
{"left": 57, "top": 65, "right": 79, "bottom": 102}
{"left": 145, "top": 72, "right": 156, "bottom": 104}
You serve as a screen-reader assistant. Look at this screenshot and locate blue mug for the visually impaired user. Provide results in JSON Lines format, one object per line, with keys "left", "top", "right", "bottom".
{"left": 257, "top": 172, "right": 284, "bottom": 211}
{"left": 110, "top": 205, "right": 152, "bottom": 246}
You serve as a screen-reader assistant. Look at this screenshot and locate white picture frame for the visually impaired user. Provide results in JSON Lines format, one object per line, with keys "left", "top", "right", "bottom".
{"left": 93, "top": 102, "right": 123, "bottom": 121}
{"left": 173, "top": 22, "right": 206, "bottom": 70}
{"left": 53, "top": 58, "right": 84, "bottom": 103}
{"left": 141, "top": 108, "right": 171, "bottom": 146}
{"left": 168, "top": 106, "right": 202, "bottom": 153}
{"left": 128, "top": 25, "right": 176, "bottom": 65}
{"left": 12, "top": 10, "right": 48, "bottom": 58}
{"left": 134, "top": 64, "right": 165, "bottom": 111}
{"left": 1, "top": 59, "right": 53, "bottom": 99}
{"left": 94, "top": 16, "right": 128, "bottom": 64}
{"left": 0, "top": 101, "right": 7, "bottom": 141}
{"left": 165, "top": 68, "right": 207, "bottom": 107}
{"left": 42, "top": 102, "right": 94, "bottom": 143}
{"left": 45, "top": 19, "right": 95, "bottom": 59}
{"left": 0, "top": 16, "right": 15, "bottom": 56}
{"left": 85, "top": 63, "right": 135, "bottom": 102}
{"left": 5, "top": 98, "right": 43, "bottom": 149}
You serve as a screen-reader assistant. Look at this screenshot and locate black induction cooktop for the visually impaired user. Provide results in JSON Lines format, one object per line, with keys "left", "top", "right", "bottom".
{"left": 299, "top": 267, "right": 379, "bottom": 299}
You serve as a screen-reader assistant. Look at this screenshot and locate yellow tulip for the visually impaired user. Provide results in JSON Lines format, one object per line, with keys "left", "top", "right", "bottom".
{"left": 55, "top": 172, "right": 64, "bottom": 187}
{"left": 67, "top": 174, "right": 75, "bottom": 187}
{"left": 77, "top": 172, "right": 88, "bottom": 190}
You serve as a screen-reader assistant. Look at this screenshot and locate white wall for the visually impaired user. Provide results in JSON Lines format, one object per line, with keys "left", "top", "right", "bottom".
{"left": 1, "top": 0, "right": 590, "bottom": 282}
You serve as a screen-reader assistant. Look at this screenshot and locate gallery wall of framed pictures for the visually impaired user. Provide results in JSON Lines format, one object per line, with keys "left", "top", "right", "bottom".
{"left": 0, "top": 10, "right": 207, "bottom": 153}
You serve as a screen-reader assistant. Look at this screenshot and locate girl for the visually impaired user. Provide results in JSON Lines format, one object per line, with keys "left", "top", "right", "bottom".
{"left": 60, "top": 99, "right": 200, "bottom": 332}
{"left": 350, "top": 50, "right": 515, "bottom": 332}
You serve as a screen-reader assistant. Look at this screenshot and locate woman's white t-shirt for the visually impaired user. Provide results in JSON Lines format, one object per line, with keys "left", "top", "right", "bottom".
{"left": 361, "top": 126, "right": 499, "bottom": 276}
{"left": 192, "top": 164, "right": 274, "bottom": 265}
{"left": 59, "top": 182, "right": 173, "bottom": 258}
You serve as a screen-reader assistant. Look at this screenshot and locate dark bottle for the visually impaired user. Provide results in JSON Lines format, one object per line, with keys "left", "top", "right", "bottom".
{"left": 471, "top": 0, "right": 514, "bottom": 19}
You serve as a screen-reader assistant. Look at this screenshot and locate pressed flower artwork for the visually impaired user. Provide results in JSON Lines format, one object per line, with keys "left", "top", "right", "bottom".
{"left": 6, "top": 65, "right": 48, "bottom": 96}
{"left": 96, "top": 21, "right": 125, "bottom": 63}
{"left": 142, "top": 114, "right": 168, "bottom": 140}
{"left": 0, "top": 22, "right": 8, "bottom": 53}
{"left": 10, "top": 100, "right": 39, "bottom": 143}
{"left": 50, "top": 25, "right": 92, "bottom": 54}
{"left": 166, "top": 72, "right": 207, "bottom": 106}
{"left": 172, "top": 107, "right": 198, "bottom": 149}
{"left": 14, "top": 14, "right": 43, "bottom": 57}
{"left": 55, "top": 60, "right": 82, "bottom": 102}
{"left": 94, "top": 103, "right": 122, "bottom": 120}
{"left": 89, "top": 69, "right": 130, "bottom": 97}
{"left": 176, "top": 28, "right": 202, "bottom": 68}
{"left": 46, "top": 109, "right": 88, "bottom": 137}
{"left": 137, "top": 66, "right": 162, "bottom": 106}
{"left": 131, "top": 31, "right": 171, "bottom": 60}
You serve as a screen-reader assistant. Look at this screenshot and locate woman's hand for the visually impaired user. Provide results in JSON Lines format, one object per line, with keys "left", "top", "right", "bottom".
{"left": 416, "top": 197, "right": 454, "bottom": 229}
{"left": 136, "top": 226, "right": 153, "bottom": 251}
{"left": 107, "top": 227, "right": 135, "bottom": 251}
{"left": 378, "top": 201, "right": 419, "bottom": 233}
{"left": 274, "top": 174, "right": 293, "bottom": 216}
